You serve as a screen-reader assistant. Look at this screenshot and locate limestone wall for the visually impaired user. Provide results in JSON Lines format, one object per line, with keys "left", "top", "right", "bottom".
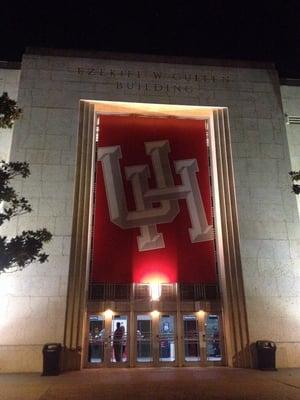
{"left": 0, "top": 51, "right": 299, "bottom": 371}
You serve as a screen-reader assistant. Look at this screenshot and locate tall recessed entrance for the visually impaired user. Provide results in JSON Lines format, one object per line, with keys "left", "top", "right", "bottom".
{"left": 64, "top": 100, "right": 250, "bottom": 371}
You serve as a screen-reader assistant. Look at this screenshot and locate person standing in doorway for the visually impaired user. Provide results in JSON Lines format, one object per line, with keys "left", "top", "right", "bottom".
{"left": 113, "top": 322, "right": 125, "bottom": 362}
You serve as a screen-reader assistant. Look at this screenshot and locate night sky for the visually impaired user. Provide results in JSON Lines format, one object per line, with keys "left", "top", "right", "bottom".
{"left": 1, "top": 1, "right": 300, "bottom": 78}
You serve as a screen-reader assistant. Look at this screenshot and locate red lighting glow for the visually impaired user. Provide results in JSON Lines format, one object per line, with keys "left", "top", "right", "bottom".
{"left": 133, "top": 252, "right": 177, "bottom": 284}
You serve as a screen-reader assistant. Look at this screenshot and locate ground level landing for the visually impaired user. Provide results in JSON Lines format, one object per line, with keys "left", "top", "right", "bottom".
{"left": 1, "top": 368, "right": 300, "bottom": 400}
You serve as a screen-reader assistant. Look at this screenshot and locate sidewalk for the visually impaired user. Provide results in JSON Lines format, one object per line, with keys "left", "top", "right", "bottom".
{"left": 1, "top": 367, "right": 300, "bottom": 400}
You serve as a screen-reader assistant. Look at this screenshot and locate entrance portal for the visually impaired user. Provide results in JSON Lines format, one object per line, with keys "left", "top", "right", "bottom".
{"left": 67, "top": 102, "right": 250, "bottom": 370}
{"left": 86, "top": 311, "right": 223, "bottom": 367}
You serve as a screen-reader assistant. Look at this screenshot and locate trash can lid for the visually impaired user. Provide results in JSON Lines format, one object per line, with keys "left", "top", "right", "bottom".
{"left": 43, "top": 343, "right": 62, "bottom": 350}
{"left": 256, "top": 340, "right": 276, "bottom": 348}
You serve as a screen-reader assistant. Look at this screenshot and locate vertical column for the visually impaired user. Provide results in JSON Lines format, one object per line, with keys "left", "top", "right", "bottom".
{"left": 176, "top": 284, "right": 183, "bottom": 367}
{"left": 104, "top": 312, "right": 113, "bottom": 365}
{"left": 212, "top": 109, "right": 250, "bottom": 367}
{"left": 130, "top": 286, "right": 135, "bottom": 367}
{"left": 63, "top": 101, "right": 95, "bottom": 370}
{"left": 197, "top": 310, "right": 206, "bottom": 365}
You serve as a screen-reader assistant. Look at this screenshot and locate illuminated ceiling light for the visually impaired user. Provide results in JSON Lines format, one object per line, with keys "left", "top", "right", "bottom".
{"left": 104, "top": 309, "right": 113, "bottom": 318}
{"left": 149, "top": 282, "right": 161, "bottom": 301}
{"left": 151, "top": 310, "right": 160, "bottom": 318}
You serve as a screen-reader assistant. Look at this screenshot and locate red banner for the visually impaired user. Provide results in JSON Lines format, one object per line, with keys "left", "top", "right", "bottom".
{"left": 91, "top": 115, "right": 216, "bottom": 284}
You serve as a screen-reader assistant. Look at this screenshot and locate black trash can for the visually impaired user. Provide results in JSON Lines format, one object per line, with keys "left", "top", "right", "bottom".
{"left": 42, "top": 343, "right": 62, "bottom": 376}
{"left": 256, "top": 340, "right": 276, "bottom": 370}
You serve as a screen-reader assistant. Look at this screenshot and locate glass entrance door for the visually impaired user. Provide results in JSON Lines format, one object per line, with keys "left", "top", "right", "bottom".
{"left": 110, "top": 315, "right": 128, "bottom": 364}
{"left": 87, "top": 315, "right": 105, "bottom": 365}
{"left": 181, "top": 312, "right": 223, "bottom": 366}
{"left": 205, "top": 314, "right": 222, "bottom": 363}
{"left": 86, "top": 313, "right": 129, "bottom": 367}
{"left": 136, "top": 314, "right": 153, "bottom": 363}
{"left": 158, "top": 314, "right": 176, "bottom": 363}
{"left": 87, "top": 311, "right": 222, "bottom": 367}
{"left": 135, "top": 313, "right": 177, "bottom": 366}
{"left": 183, "top": 314, "right": 201, "bottom": 363}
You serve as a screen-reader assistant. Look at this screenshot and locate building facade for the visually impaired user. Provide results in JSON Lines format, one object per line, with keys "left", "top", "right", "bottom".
{"left": 0, "top": 48, "right": 299, "bottom": 372}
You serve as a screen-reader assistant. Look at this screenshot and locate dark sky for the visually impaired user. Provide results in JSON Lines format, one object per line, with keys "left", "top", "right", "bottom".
{"left": 1, "top": 1, "right": 300, "bottom": 78}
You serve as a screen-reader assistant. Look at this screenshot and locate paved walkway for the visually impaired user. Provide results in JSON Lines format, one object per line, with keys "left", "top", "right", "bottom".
{"left": 1, "top": 367, "right": 300, "bottom": 400}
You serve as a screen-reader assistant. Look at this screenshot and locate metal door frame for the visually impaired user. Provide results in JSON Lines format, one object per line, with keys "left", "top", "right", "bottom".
{"left": 203, "top": 312, "right": 224, "bottom": 366}
{"left": 155, "top": 312, "right": 178, "bottom": 367}
{"left": 85, "top": 312, "right": 130, "bottom": 368}
{"left": 180, "top": 311, "right": 225, "bottom": 367}
{"left": 134, "top": 311, "right": 178, "bottom": 367}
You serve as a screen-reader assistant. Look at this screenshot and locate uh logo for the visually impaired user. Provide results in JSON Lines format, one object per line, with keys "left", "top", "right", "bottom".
{"left": 97, "top": 139, "right": 214, "bottom": 252}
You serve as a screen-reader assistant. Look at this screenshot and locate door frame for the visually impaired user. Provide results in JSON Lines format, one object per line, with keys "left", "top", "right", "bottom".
{"left": 134, "top": 312, "right": 154, "bottom": 367}
{"left": 202, "top": 311, "right": 225, "bottom": 367}
{"left": 180, "top": 311, "right": 225, "bottom": 367}
{"left": 156, "top": 312, "right": 178, "bottom": 367}
{"left": 181, "top": 312, "right": 202, "bottom": 366}
{"left": 84, "top": 311, "right": 130, "bottom": 368}
{"left": 133, "top": 311, "right": 178, "bottom": 367}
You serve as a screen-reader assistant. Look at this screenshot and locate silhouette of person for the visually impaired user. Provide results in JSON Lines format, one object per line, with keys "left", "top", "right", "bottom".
{"left": 113, "top": 322, "right": 125, "bottom": 362}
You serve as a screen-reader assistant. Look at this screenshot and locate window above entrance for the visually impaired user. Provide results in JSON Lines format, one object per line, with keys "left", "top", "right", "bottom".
{"left": 88, "top": 282, "right": 219, "bottom": 302}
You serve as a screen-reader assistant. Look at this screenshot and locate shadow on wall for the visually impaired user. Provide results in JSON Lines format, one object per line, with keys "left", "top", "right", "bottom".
{"left": 232, "top": 344, "right": 251, "bottom": 368}
{"left": 250, "top": 342, "right": 258, "bottom": 368}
